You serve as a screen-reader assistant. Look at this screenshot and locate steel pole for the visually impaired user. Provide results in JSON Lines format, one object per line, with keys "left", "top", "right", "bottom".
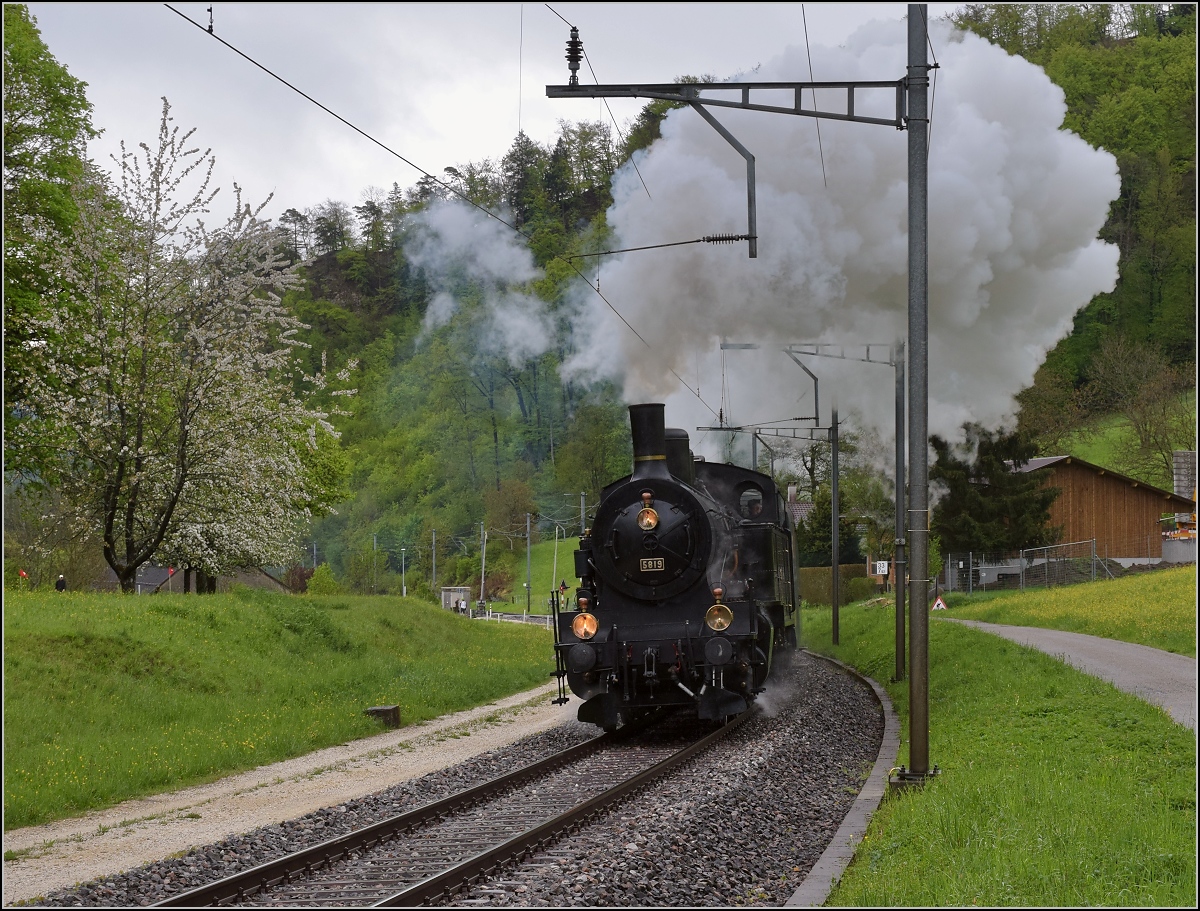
{"left": 831, "top": 404, "right": 840, "bottom": 644}
{"left": 526, "top": 513, "right": 532, "bottom": 616}
{"left": 894, "top": 339, "right": 906, "bottom": 681}
{"left": 480, "top": 523, "right": 487, "bottom": 611}
{"left": 906, "top": 3, "right": 931, "bottom": 778}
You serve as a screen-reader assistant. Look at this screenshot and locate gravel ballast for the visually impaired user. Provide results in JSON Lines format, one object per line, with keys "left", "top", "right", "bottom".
{"left": 10, "top": 651, "right": 882, "bottom": 908}
{"left": 447, "top": 651, "right": 884, "bottom": 907}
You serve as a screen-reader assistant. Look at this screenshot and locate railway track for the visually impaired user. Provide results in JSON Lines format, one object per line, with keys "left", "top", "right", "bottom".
{"left": 153, "top": 710, "right": 752, "bottom": 907}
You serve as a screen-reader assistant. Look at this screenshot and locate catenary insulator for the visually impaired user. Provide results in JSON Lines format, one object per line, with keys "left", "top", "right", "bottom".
{"left": 566, "top": 27, "right": 583, "bottom": 86}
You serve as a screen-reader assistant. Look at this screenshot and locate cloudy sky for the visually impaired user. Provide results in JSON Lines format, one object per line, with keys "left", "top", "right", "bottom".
{"left": 26, "top": 3, "right": 1121, "bottom": 453}
{"left": 27, "top": 2, "right": 956, "bottom": 220}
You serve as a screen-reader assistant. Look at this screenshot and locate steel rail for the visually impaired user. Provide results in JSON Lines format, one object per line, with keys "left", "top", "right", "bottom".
{"left": 373, "top": 708, "right": 755, "bottom": 907}
{"left": 151, "top": 732, "right": 613, "bottom": 907}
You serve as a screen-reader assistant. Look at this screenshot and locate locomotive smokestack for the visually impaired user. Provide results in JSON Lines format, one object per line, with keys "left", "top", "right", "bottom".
{"left": 629, "top": 403, "right": 671, "bottom": 480}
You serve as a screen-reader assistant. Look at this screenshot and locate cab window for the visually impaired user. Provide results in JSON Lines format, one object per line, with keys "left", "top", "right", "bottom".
{"left": 739, "top": 485, "right": 765, "bottom": 519}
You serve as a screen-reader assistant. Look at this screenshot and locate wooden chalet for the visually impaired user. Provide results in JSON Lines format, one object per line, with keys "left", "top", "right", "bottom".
{"left": 1014, "top": 456, "right": 1196, "bottom": 561}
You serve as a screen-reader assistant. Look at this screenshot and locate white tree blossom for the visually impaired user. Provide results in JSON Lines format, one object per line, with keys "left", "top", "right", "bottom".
{"left": 11, "top": 99, "right": 349, "bottom": 592}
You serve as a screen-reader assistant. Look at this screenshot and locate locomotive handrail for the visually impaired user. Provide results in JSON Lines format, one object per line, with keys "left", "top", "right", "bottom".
{"left": 550, "top": 589, "right": 569, "bottom": 705}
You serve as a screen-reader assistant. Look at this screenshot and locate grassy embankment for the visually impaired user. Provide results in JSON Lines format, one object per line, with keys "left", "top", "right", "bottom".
{"left": 1056, "top": 390, "right": 1196, "bottom": 491}
{"left": 942, "top": 566, "right": 1196, "bottom": 657}
{"left": 804, "top": 565, "right": 1195, "bottom": 907}
{"left": 3, "top": 588, "right": 553, "bottom": 833}
{"left": 481, "top": 537, "right": 580, "bottom": 614}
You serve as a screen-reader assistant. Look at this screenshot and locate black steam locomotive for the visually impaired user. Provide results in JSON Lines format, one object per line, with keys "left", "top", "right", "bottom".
{"left": 553, "top": 403, "right": 799, "bottom": 729}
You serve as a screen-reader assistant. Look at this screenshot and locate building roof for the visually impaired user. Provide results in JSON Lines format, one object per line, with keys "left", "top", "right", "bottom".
{"left": 788, "top": 501, "right": 815, "bottom": 525}
{"left": 1013, "top": 455, "right": 1196, "bottom": 509}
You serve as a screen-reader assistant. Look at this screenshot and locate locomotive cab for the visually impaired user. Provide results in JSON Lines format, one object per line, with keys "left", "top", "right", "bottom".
{"left": 553, "top": 404, "right": 799, "bottom": 730}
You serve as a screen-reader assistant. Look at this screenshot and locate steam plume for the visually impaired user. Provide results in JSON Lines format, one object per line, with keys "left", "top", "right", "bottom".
{"left": 408, "top": 201, "right": 552, "bottom": 367}
{"left": 563, "top": 17, "right": 1120, "bottom": 449}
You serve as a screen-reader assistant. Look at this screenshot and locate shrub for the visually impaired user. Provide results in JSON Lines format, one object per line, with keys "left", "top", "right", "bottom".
{"left": 307, "top": 563, "right": 340, "bottom": 595}
{"left": 846, "top": 576, "right": 878, "bottom": 602}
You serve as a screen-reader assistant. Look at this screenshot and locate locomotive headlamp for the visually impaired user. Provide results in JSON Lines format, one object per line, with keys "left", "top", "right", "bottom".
{"left": 705, "top": 603, "right": 733, "bottom": 631}
{"left": 636, "top": 507, "right": 659, "bottom": 531}
{"left": 572, "top": 612, "right": 599, "bottom": 640}
{"left": 712, "top": 586, "right": 724, "bottom": 602}
{"left": 577, "top": 595, "right": 591, "bottom": 611}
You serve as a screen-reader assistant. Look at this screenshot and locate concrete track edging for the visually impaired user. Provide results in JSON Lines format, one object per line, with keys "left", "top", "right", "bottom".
{"left": 785, "top": 651, "right": 901, "bottom": 907}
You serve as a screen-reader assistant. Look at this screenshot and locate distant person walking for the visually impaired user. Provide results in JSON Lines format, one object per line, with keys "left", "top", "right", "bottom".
{"left": 55, "top": 574, "right": 66, "bottom": 592}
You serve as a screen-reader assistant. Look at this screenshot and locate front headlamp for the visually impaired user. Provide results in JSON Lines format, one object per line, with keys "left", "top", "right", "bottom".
{"left": 705, "top": 603, "right": 733, "bottom": 631}
{"left": 572, "top": 612, "right": 599, "bottom": 640}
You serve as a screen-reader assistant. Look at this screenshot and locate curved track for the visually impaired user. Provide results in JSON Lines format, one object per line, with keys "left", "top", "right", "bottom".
{"left": 153, "top": 711, "right": 752, "bottom": 908}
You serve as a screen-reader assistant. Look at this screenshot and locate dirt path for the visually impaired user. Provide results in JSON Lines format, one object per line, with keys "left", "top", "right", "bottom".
{"left": 2, "top": 683, "right": 576, "bottom": 906}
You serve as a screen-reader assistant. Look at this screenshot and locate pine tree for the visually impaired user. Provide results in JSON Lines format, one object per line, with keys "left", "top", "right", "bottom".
{"left": 930, "top": 424, "right": 1062, "bottom": 554}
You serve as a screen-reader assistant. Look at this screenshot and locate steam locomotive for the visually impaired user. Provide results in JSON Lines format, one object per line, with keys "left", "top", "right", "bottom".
{"left": 553, "top": 403, "right": 799, "bottom": 729}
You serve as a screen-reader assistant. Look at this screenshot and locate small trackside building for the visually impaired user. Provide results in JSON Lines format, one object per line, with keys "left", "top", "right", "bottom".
{"left": 1015, "top": 456, "right": 1197, "bottom": 562}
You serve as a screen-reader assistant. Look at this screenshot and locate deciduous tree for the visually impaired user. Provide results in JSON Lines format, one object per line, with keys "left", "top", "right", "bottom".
{"left": 10, "top": 100, "right": 350, "bottom": 591}
{"left": 3, "top": 4, "right": 97, "bottom": 460}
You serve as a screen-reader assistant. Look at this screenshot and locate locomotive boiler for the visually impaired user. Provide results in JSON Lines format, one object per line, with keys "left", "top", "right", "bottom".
{"left": 553, "top": 403, "right": 800, "bottom": 730}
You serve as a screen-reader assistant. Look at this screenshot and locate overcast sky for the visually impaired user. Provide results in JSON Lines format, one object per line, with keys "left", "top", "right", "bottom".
{"left": 27, "top": 2, "right": 958, "bottom": 221}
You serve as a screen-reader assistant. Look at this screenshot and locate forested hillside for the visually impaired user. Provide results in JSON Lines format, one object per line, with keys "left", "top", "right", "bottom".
{"left": 4, "top": 3, "right": 1194, "bottom": 597}
{"left": 954, "top": 4, "right": 1195, "bottom": 482}
{"left": 299, "top": 3, "right": 1197, "bottom": 595}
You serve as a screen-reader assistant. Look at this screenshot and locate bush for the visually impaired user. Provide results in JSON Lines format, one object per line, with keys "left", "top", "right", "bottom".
{"left": 798, "top": 564, "right": 869, "bottom": 606}
{"left": 283, "top": 563, "right": 314, "bottom": 594}
{"left": 846, "top": 576, "right": 878, "bottom": 603}
{"left": 307, "top": 563, "right": 340, "bottom": 595}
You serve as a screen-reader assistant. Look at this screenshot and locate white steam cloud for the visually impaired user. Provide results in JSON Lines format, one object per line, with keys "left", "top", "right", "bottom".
{"left": 563, "top": 17, "right": 1120, "bottom": 450}
{"left": 407, "top": 202, "right": 552, "bottom": 367}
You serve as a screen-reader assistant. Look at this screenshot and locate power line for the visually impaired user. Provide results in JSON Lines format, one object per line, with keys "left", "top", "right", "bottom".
{"left": 801, "top": 5, "right": 828, "bottom": 189}
{"left": 545, "top": 5, "right": 652, "bottom": 200}
{"left": 163, "top": 4, "right": 522, "bottom": 237}
{"left": 165, "top": 2, "right": 717, "bottom": 419}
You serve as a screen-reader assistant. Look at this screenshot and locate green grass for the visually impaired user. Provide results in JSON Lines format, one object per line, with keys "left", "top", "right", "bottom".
{"left": 501, "top": 536, "right": 581, "bottom": 614}
{"left": 3, "top": 588, "right": 553, "bottom": 830}
{"left": 942, "top": 565, "right": 1196, "bottom": 657}
{"left": 1056, "top": 390, "right": 1195, "bottom": 491}
{"left": 802, "top": 576, "right": 1196, "bottom": 906}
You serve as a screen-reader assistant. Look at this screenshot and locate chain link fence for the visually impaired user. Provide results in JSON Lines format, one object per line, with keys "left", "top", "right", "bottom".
{"left": 940, "top": 536, "right": 1182, "bottom": 594}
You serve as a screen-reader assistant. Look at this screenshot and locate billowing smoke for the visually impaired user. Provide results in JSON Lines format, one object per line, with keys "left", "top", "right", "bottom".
{"left": 407, "top": 201, "right": 553, "bottom": 367}
{"left": 562, "top": 16, "right": 1120, "bottom": 451}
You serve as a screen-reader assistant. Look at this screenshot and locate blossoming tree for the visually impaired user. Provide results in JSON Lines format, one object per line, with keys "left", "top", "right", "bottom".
{"left": 12, "top": 100, "right": 352, "bottom": 592}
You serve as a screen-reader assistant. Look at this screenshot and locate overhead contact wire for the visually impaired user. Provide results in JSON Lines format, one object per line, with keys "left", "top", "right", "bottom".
{"left": 163, "top": 4, "right": 524, "bottom": 237}
{"left": 165, "top": 3, "right": 718, "bottom": 419}
{"left": 801, "top": 5, "right": 828, "bottom": 188}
